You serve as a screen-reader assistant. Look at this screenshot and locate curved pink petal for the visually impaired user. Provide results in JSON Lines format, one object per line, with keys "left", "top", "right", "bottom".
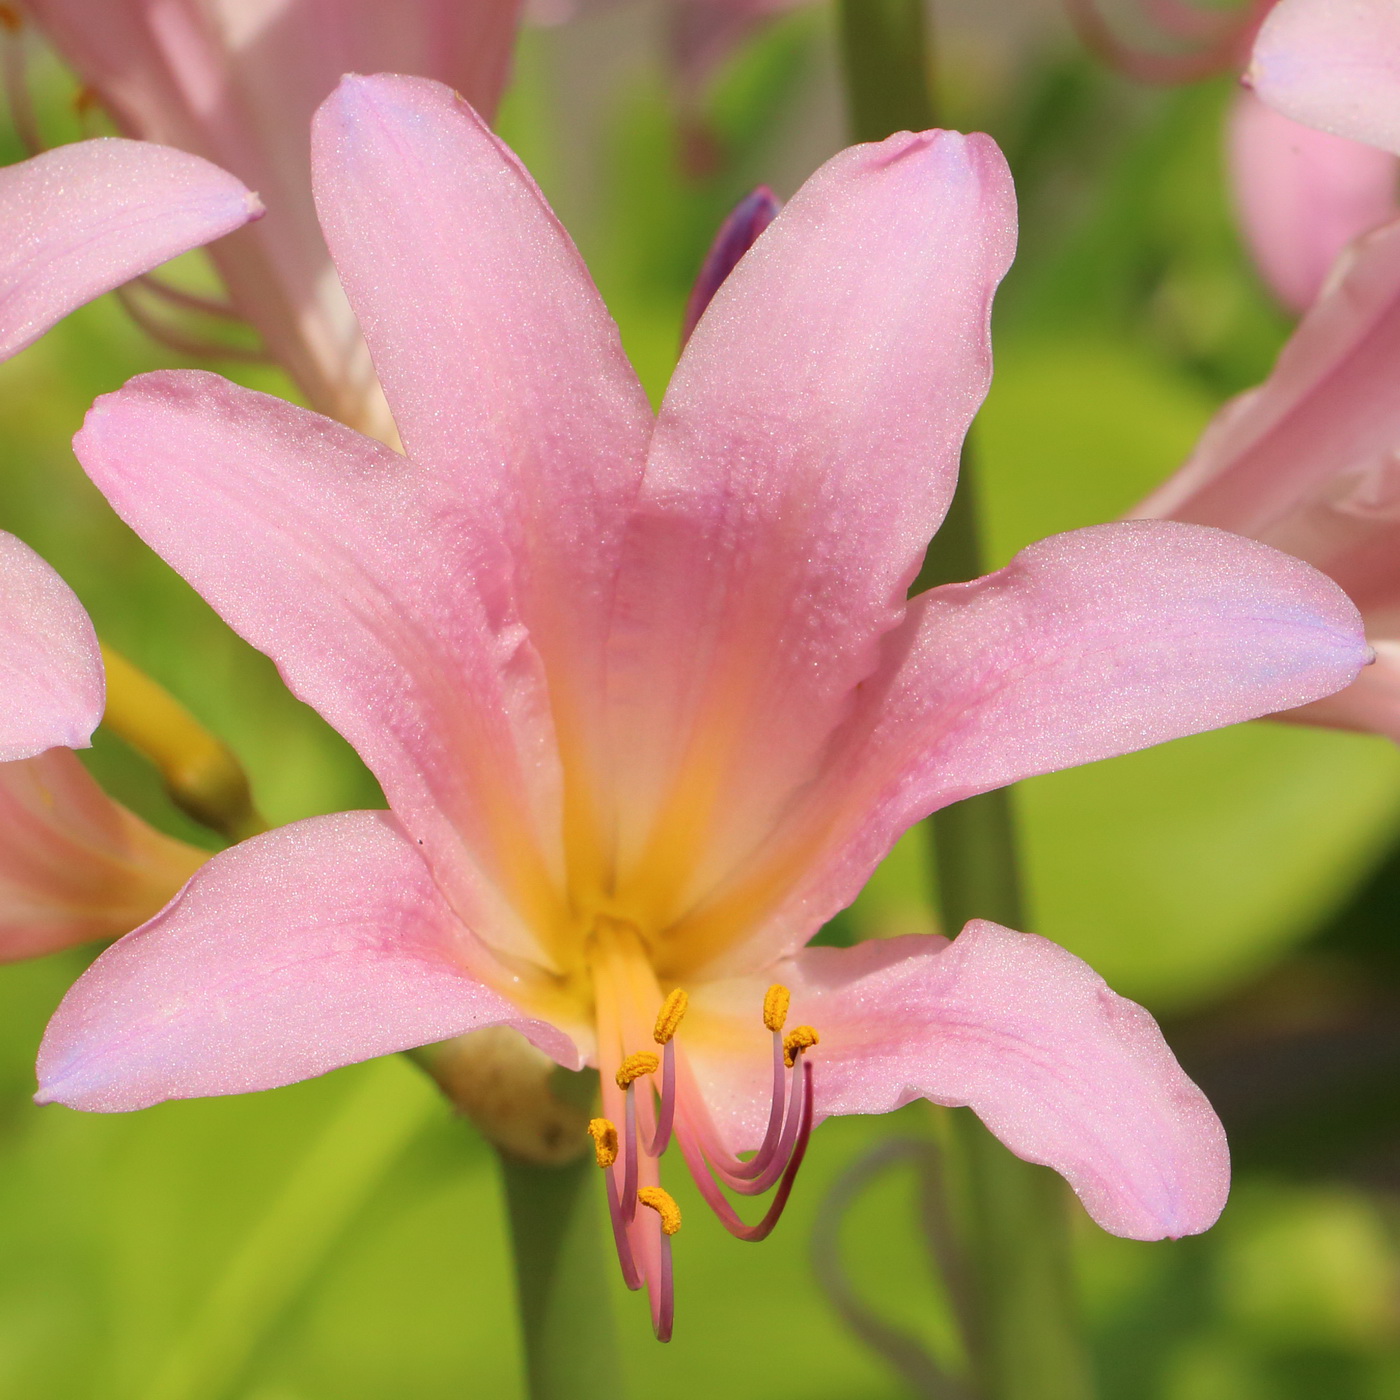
{"left": 1283, "top": 639, "right": 1400, "bottom": 739}
{"left": 0, "top": 531, "right": 103, "bottom": 761}
{"left": 72, "top": 372, "right": 566, "bottom": 968}
{"left": 0, "top": 748, "right": 205, "bottom": 962}
{"left": 311, "top": 73, "right": 652, "bottom": 799}
{"left": 0, "top": 136, "right": 259, "bottom": 361}
{"left": 1228, "top": 88, "right": 1398, "bottom": 313}
{"left": 1136, "top": 217, "right": 1400, "bottom": 537}
{"left": 787, "top": 925, "right": 1228, "bottom": 1240}
{"left": 604, "top": 128, "right": 1017, "bottom": 928}
{"left": 25, "top": 1, "right": 525, "bottom": 438}
{"left": 36, "top": 810, "right": 579, "bottom": 1113}
{"left": 674, "top": 521, "right": 1367, "bottom": 980}
{"left": 1250, "top": 0, "right": 1400, "bottom": 156}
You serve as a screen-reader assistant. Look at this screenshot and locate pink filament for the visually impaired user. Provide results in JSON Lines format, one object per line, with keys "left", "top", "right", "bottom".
{"left": 674, "top": 1057, "right": 815, "bottom": 1242}
{"left": 652, "top": 1234, "right": 675, "bottom": 1343}
{"left": 644, "top": 1038, "right": 677, "bottom": 1157}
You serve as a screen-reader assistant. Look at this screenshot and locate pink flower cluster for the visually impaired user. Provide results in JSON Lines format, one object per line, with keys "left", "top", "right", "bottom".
{"left": 0, "top": 0, "right": 1390, "bottom": 1339}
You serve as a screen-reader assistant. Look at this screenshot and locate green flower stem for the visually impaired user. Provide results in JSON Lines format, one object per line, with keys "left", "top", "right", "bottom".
{"left": 837, "top": 9, "right": 1095, "bottom": 1398}
{"left": 498, "top": 1145, "right": 625, "bottom": 1400}
{"left": 142, "top": 1058, "right": 435, "bottom": 1400}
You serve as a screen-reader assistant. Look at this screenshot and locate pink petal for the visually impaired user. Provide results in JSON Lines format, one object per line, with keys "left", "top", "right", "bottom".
{"left": 25, "top": 1, "right": 525, "bottom": 437}
{"left": 0, "top": 531, "right": 102, "bottom": 761}
{"left": 36, "top": 810, "right": 579, "bottom": 1113}
{"left": 72, "top": 372, "right": 566, "bottom": 969}
{"left": 1133, "top": 206, "right": 1400, "bottom": 740}
{"left": 1250, "top": 0, "right": 1400, "bottom": 155}
{"left": 0, "top": 137, "right": 258, "bottom": 360}
{"left": 677, "top": 521, "right": 1367, "bottom": 980}
{"left": 1283, "top": 639, "right": 1400, "bottom": 739}
{"left": 311, "top": 73, "right": 652, "bottom": 789}
{"left": 783, "top": 924, "right": 1229, "bottom": 1240}
{"left": 604, "top": 128, "right": 1016, "bottom": 928}
{"left": 0, "top": 748, "right": 205, "bottom": 962}
{"left": 1228, "top": 88, "right": 1398, "bottom": 313}
{"left": 1137, "top": 216, "right": 1400, "bottom": 536}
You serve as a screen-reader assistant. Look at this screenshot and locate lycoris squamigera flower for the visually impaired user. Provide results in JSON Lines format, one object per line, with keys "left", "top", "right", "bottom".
{"left": 1137, "top": 0, "right": 1400, "bottom": 741}
{"left": 0, "top": 134, "right": 255, "bottom": 957}
{"left": 21, "top": 0, "right": 526, "bottom": 441}
{"left": 35, "top": 74, "right": 1368, "bottom": 1337}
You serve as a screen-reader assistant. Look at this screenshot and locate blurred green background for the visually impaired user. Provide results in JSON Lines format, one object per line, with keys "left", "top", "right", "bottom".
{"left": 3, "top": 2, "right": 1400, "bottom": 1396}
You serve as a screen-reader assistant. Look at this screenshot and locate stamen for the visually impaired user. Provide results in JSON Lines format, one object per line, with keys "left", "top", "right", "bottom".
{"left": 784, "top": 1025, "right": 819, "bottom": 1068}
{"left": 653, "top": 988, "right": 688, "bottom": 1044}
{"left": 677, "top": 1057, "right": 816, "bottom": 1241}
{"left": 616, "top": 1051, "right": 660, "bottom": 1087}
{"left": 601, "top": 1157, "right": 641, "bottom": 1291}
{"left": 637, "top": 1186, "right": 682, "bottom": 1235}
{"left": 587, "top": 1117, "right": 618, "bottom": 1169}
{"left": 763, "top": 983, "right": 790, "bottom": 1033}
{"left": 0, "top": 6, "right": 21, "bottom": 34}
{"left": 645, "top": 1036, "right": 678, "bottom": 1157}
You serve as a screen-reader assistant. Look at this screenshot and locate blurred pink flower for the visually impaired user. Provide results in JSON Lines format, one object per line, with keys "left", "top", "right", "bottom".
{"left": 36, "top": 76, "right": 1368, "bottom": 1331}
{"left": 0, "top": 135, "right": 245, "bottom": 956}
{"left": 531, "top": 0, "right": 806, "bottom": 93}
{"left": 0, "top": 532, "right": 206, "bottom": 960}
{"left": 1228, "top": 87, "right": 1397, "bottom": 312}
{"left": 1136, "top": 0, "right": 1400, "bottom": 739}
{"left": 23, "top": 0, "right": 525, "bottom": 440}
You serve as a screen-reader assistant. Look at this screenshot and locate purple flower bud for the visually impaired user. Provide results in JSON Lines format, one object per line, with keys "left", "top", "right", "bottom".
{"left": 681, "top": 185, "right": 781, "bottom": 345}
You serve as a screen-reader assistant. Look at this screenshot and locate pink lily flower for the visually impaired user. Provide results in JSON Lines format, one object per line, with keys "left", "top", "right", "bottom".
{"left": 22, "top": 0, "right": 525, "bottom": 440}
{"left": 1227, "top": 87, "right": 1397, "bottom": 313}
{"left": 0, "top": 530, "right": 205, "bottom": 960}
{"left": 0, "top": 134, "right": 254, "bottom": 956}
{"left": 1135, "top": 0, "right": 1400, "bottom": 740}
{"left": 36, "top": 75, "right": 1367, "bottom": 1335}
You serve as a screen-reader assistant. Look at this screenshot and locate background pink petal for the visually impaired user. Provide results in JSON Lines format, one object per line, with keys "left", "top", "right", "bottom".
{"left": 73, "top": 372, "right": 567, "bottom": 971}
{"left": 0, "top": 749, "right": 205, "bottom": 962}
{"left": 1228, "top": 88, "right": 1398, "bottom": 313}
{"left": 1136, "top": 217, "right": 1400, "bottom": 536}
{"left": 311, "top": 73, "right": 652, "bottom": 827}
{"left": 603, "top": 127, "right": 1017, "bottom": 932}
{"left": 24, "top": 0, "right": 524, "bottom": 438}
{"left": 788, "top": 925, "right": 1229, "bottom": 1240}
{"left": 674, "top": 521, "right": 1366, "bottom": 980}
{"left": 36, "top": 810, "right": 579, "bottom": 1114}
{"left": 1250, "top": 0, "right": 1400, "bottom": 156}
{"left": 0, "top": 531, "right": 103, "bottom": 761}
{"left": 0, "top": 136, "right": 258, "bottom": 360}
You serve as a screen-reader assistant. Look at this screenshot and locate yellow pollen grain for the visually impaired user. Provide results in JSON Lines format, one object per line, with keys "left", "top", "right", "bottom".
{"left": 615, "top": 1051, "right": 660, "bottom": 1088}
{"left": 763, "top": 984, "right": 791, "bottom": 1033}
{"left": 637, "top": 1185, "right": 682, "bottom": 1236}
{"left": 586, "top": 1118, "right": 619, "bottom": 1169}
{"left": 653, "top": 988, "right": 689, "bottom": 1045}
{"left": 0, "top": 5, "right": 22, "bottom": 33}
{"left": 783, "top": 1025, "right": 819, "bottom": 1067}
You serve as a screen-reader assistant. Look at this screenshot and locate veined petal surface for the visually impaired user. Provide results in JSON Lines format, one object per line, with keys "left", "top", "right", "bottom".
{"left": 675, "top": 521, "right": 1366, "bottom": 979}
{"left": 0, "top": 749, "right": 205, "bottom": 961}
{"left": 0, "top": 531, "right": 103, "bottom": 761}
{"left": 73, "top": 372, "right": 566, "bottom": 967}
{"left": 1251, "top": 0, "right": 1400, "bottom": 155}
{"left": 0, "top": 137, "right": 258, "bottom": 360}
{"left": 605, "top": 128, "right": 1017, "bottom": 926}
{"left": 37, "top": 811, "right": 579, "bottom": 1113}
{"left": 1228, "top": 88, "right": 1399, "bottom": 313}
{"left": 312, "top": 75, "right": 653, "bottom": 847}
